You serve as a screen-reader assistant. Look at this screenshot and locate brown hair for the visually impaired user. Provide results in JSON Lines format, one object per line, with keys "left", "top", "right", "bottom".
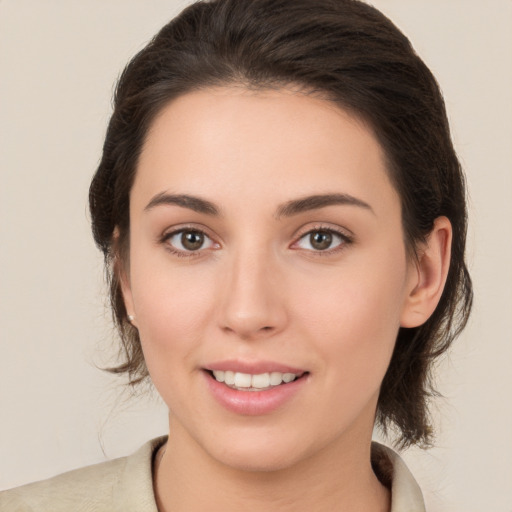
{"left": 89, "top": 0, "right": 472, "bottom": 448}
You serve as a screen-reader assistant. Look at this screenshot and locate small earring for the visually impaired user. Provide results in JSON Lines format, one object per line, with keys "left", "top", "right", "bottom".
{"left": 128, "top": 314, "right": 135, "bottom": 323}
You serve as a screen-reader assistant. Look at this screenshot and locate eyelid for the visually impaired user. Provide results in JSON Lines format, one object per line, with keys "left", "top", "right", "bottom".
{"left": 293, "top": 222, "right": 354, "bottom": 240}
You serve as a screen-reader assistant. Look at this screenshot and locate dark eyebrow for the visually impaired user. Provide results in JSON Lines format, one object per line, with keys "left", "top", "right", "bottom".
{"left": 144, "top": 193, "right": 220, "bottom": 216}
{"left": 275, "top": 193, "right": 374, "bottom": 218}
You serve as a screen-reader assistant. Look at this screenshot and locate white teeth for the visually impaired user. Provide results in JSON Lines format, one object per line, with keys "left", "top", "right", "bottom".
{"left": 211, "top": 370, "right": 299, "bottom": 389}
{"left": 269, "top": 372, "right": 282, "bottom": 385}
{"left": 212, "top": 370, "right": 225, "bottom": 382}
{"left": 251, "top": 373, "right": 270, "bottom": 388}
{"left": 234, "top": 372, "right": 252, "bottom": 388}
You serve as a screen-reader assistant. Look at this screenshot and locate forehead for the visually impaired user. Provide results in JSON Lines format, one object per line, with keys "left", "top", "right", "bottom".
{"left": 133, "top": 86, "right": 398, "bottom": 217}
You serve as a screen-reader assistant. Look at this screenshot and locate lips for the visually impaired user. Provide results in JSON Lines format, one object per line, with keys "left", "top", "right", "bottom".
{"left": 202, "top": 360, "right": 309, "bottom": 415}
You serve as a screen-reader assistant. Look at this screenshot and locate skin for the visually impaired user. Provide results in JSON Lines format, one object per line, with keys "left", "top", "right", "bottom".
{"left": 121, "top": 87, "right": 451, "bottom": 511}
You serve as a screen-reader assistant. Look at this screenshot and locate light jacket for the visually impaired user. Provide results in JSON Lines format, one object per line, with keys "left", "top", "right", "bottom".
{"left": 0, "top": 437, "right": 426, "bottom": 511}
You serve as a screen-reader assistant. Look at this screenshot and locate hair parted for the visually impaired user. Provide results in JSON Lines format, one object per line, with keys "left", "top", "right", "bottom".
{"left": 89, "top": 0, "right": 472, "bottom": 448}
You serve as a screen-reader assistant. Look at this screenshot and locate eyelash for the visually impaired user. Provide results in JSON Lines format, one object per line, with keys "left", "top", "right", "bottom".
{"left": 293, "top": 225, "right": 353, "bottom": 257}
{"left": 160, "top": 225, "right": 353, "bottom": 258}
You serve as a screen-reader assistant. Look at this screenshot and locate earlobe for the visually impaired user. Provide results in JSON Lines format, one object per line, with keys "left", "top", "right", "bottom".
{"left": 400, "top": 216, "right": 452, "bottom": 328}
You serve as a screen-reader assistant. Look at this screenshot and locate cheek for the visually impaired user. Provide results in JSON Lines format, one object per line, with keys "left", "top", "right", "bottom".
{"left": 293, "top": 250, "right": 408, "bottom": 389}
{"left": 130, "top": 233, "right": 215, "bottom": 320}
{"left": 128, "top": 251, "right": 218, "bottom": 385}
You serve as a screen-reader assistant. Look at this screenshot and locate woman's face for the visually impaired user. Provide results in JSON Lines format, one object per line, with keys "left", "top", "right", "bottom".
{"left": 122, "top": 87, "right": 419, "bottom": 471}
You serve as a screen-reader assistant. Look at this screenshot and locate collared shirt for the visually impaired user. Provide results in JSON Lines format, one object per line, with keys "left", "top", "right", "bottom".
{"left": 0, "top": 437, "right": 426, "bottom": 511}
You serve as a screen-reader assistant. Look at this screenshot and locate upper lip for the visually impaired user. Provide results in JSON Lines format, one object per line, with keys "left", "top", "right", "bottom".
{"left": 204, "top": 359, "right": 307, "bottom": 375}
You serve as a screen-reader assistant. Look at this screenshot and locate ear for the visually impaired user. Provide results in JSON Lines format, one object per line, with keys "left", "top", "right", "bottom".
{"left": 400, "top": 216, "right": 452, "bottom": 328}
{"left": 113, "top": 227, "right": 138, "bottom": 328}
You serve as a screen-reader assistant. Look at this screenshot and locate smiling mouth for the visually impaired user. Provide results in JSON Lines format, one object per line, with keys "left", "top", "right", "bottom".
{"left": 206, "top": 370, "right": 307, "bottom": 391}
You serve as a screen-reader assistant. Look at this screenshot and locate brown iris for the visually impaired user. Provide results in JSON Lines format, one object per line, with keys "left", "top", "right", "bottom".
{"left": 309, "top": 231, "right": 333, "bottom": 250}
{"left": 181, "top": 231, "right": 204, "bottom": 250}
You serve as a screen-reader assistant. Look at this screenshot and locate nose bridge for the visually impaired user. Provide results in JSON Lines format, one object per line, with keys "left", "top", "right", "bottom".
{"left": 218, "top": 240, "right": 286, "bottom": 339}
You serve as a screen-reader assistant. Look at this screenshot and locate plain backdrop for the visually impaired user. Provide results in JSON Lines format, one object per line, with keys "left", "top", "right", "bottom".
{"left": 1, "top": 1, "right": 511, "bottom": 510}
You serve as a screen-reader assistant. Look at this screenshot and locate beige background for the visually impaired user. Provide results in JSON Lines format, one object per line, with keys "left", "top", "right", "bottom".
{"left": 1, "top": 0, "right": 511, "bottom": 510}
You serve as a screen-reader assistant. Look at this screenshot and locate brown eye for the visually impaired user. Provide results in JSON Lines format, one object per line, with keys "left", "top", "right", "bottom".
{"left": 181, "top": 231, "right": 204, "bottom": 250}
{"left": 294, "top": 229, "right": 347, "bottom": 252}
{"left": 165, "top": 229, "right": 216, "bottom": 254}
{"left": 309, "top": 231, "right": 333, "bottom": 250}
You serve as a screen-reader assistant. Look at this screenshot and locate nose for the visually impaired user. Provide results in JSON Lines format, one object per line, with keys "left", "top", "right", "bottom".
{"left": 217, "top": 248, "right": 288, "bottom": 341}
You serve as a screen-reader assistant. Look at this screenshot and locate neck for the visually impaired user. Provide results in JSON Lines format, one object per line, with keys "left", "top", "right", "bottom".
{"left": 154, "top": 419, "right": 390, "bottom": 512}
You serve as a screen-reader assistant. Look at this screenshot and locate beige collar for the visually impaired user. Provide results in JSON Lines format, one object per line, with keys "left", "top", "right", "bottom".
{"left": 115, "top": 437, "right": 425, "bottom": 512}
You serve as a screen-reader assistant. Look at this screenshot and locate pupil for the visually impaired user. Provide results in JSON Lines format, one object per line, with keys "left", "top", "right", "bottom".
{"left": 182, "top": 231, "right": 204, "bottom": 250}
{"left": 310, "top": 231, "right": 332, "bottom": 250}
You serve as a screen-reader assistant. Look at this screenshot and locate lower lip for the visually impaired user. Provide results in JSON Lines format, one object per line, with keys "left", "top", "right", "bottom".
{"left": 203, "top": 371, "right": 308, "bottom": 416}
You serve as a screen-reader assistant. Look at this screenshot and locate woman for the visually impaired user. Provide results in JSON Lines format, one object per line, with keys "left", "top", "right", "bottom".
{"left": 1, "top": 0, "right": 472, "bottom": 510}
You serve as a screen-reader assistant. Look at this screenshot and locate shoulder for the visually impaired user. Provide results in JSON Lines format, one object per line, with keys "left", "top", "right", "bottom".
{"left": 0, "top": 457, "right": 127, "bottom": 512}
{"left": 0, "top": 437, "right": 166, "bottom": 512}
